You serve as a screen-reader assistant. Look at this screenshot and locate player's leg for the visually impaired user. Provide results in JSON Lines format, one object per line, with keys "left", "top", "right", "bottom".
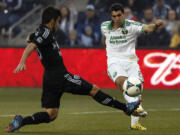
{"left": 108, "top": 62, "right": 145, "bottom": 114}
{"left": 63, "top": 72, "right": 140, "bottom": 116}
{"left": 22, "top": 108, "right": 59, "bottom": 126}
{"left": 107, "top": 62, "right": 128, "bottom": 91}
{"left": 7, "top": 108, "right": 59, "bottom": 132}
{"left": 90, "top": 85, "right": 139, "bottom": 115}
{"left": 22, "top": 108, "right": 58, "bottom": 125}
{"left": 123, "top": 93, "right": 147, "bottom": 131}
{"left": 21, "top": 71, "right": 64, "bottom": 125}
{"left": 125, "top": 62, "right": 147, "bottom": 131}
{"left": 115, "top": 76, "right": 128, "bottom": 90}
{"left": 90, "top": 85, "right": 128, "bottom": 111}
{"left": 7, "top": 71, "right": 63, "bottom": 132}
{"left": 108, "top": 62, "right": 147, "bottom": 130}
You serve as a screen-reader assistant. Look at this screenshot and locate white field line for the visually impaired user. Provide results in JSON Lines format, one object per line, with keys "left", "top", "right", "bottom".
{"left": 67, "top": 110, "right": 121, "bottom": 115}
{"left": 67, "top": 108, "right": 180, "bottom": 115}
{"left": 0, "top": 108, "right": 180, "bottom": 117}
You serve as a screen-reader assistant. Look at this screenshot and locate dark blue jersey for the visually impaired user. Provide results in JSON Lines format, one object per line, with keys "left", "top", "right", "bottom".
{"left": 29, "top": 25, "right": 66, "bottom": 71}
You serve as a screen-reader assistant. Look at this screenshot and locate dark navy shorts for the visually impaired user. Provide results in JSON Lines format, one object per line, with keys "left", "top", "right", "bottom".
{"left": 42, "top": 69, "right": 93, "bottom": 108}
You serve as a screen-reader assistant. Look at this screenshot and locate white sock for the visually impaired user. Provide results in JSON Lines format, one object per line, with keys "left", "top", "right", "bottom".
{"left": 123, "top": 92, "right": 140, "bottom": 126}
{"left": 131, "top": 115, "right": 139, "bottom": 127}
{"left": 123, "top": 92, "right": 140, "bottom": 102}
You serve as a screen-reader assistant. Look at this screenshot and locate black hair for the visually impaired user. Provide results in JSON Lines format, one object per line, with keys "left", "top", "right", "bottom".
{"left": 109, "top": 3, "right": 124, "bottom": 14}
{"left": 42, "top": 6, "right": 61, "bottom": 24}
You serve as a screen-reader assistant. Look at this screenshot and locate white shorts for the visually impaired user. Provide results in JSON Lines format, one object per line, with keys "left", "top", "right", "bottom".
{"left": 107, "top": 60, "right": 144, "bottom": 83}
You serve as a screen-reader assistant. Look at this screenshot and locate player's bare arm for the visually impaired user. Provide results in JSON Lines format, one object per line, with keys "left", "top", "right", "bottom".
{"left": 143, "top": 19, "right": 164, "bottom": 33}
{"left": 102, "top": 35, "right": 106, "bottom": 48}
{"left": 14, "top": 43, "right": 37, "bottom": 73}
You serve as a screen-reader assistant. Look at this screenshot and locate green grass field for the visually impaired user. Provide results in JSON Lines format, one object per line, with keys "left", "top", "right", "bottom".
{"left": 0, "top": 88, "right": 180, "bottom": 135}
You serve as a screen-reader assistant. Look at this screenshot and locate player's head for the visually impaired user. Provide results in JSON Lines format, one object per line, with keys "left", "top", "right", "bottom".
{"left": 109, "top": 3, "right": 125, "bottom": 24}
{"left": 42, "top": 6, "right": 61, "bottom": 32}
{"left": 143, "top": 7, "right": 154, "bottom": 21}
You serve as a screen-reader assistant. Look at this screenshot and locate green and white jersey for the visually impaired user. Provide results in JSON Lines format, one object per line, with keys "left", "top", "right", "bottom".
{"left": 101, "top": 19, "right": 145, "bottom": 63}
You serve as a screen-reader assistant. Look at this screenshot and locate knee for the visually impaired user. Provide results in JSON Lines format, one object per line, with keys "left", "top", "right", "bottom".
{"left": 46, "top": 108, "right": 59, "bottom": 121}
{"left": 89, "top": 85, "right": 100, "bottom": 96}
{"left": 115, "top": 77, "right": 128, "bottom": 91}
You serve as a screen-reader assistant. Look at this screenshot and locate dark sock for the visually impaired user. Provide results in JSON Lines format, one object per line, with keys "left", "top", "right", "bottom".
{"left": 21, "top": 112, "right": 50, "bottom": 126}
{"left": 93, "top": 91, "right": 127, "bottom": 112}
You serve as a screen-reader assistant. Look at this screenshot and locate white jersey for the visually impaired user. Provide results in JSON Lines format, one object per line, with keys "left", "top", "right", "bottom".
{"left": 101, "top": 19, "right": 145, "bottom": 65}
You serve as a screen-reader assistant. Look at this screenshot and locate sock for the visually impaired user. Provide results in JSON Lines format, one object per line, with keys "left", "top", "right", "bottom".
{"left": 131, "top": 115, "right": 139, "bottom": 127}
{"left": 93, "top": 90, "right": 127, "bottom": 112}
{"left": 130, "top": 105, "right": 143, "bottom": 126}
{"left": 21, "top": 112, "right": 50, "bottom": 126}
{"left": 123, "top": 92, "right": 141, "bottom": 126}
{"left": 123, "top": 92, "right": 140, "bottom": 102}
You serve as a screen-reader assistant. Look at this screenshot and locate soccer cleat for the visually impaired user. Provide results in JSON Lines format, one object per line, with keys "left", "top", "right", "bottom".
{"left": 7, "top": 115, "right": 23, "bottom": 132}
{"left": 132, "top": 105, "right": 148, "bottom": 117}
{"left": 125, "top": 101, "right": 140, "bottom": 116}
{"left": 130, "top": 123, "right": 147, "bottom": 131}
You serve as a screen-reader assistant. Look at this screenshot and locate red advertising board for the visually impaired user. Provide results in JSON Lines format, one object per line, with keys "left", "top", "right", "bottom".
{"left": 137, "top": 50, "right": 180, "bottom": 89}
{"left": 0, "top": 48, "right": 179, "bottom": 89}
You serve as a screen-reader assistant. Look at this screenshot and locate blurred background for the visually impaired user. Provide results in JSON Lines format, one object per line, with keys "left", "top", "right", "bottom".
{"left": 0, "top": 0, "right": 179, "bottom": 89}
{"left": 0, "top": 0, "right": 180, "bottom": 49}
{"left": 1, "top": 0, "right": 179, "bottom": 88}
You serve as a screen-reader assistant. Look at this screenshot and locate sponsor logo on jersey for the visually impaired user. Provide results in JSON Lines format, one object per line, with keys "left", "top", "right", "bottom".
{"left": 109, "top": 35, "right": 127, "bottom": 44}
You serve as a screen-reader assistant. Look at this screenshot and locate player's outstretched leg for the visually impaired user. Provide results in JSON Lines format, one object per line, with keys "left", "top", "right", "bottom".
{"left": 90, "top": 85, "right": 140, "bottom": 116}
{"left": 7, "top": 109, "right": 58, "bottom": 132}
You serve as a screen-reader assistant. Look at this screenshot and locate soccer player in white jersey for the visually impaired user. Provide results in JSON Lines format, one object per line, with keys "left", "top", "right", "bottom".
{"left": 101, "top": 3, "right": 164, "bottom": 131}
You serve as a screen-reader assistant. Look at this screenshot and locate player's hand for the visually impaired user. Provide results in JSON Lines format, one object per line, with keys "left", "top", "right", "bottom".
{"left": 155, "top": 19, "right": 164, "bottom": 28}
{"left": 14, "top": 63, "right": 26, "bottom": 73}
{"left": 26, "top": 35, "right": 31, "bottom": 43}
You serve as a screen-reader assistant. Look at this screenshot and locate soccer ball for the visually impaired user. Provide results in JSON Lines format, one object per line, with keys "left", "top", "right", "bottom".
{"left": 123, "top": 77, "right": 143, "bottom": 97}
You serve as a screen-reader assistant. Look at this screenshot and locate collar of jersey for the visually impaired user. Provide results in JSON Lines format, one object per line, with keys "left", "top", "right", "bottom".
{"left": 108, "top": 20, "right": 126, "bottom": 30}
{"left": 40, "top": 24, "right": 49, "bottom": 29}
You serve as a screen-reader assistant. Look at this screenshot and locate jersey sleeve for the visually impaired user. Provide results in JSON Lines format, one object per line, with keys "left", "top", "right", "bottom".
{"left": 101, "top": 22, "right": 108, "bottom": 37}
{"left": 130, "top": 20, "right": 146, "bottom": 35}
{"left": 29, "top": 27, "right": 50, "bottom": 47}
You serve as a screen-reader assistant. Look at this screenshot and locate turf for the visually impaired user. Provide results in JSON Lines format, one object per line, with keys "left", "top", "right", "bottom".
{"left": 0, "top": 88, "right": 180, "bottom": 135}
